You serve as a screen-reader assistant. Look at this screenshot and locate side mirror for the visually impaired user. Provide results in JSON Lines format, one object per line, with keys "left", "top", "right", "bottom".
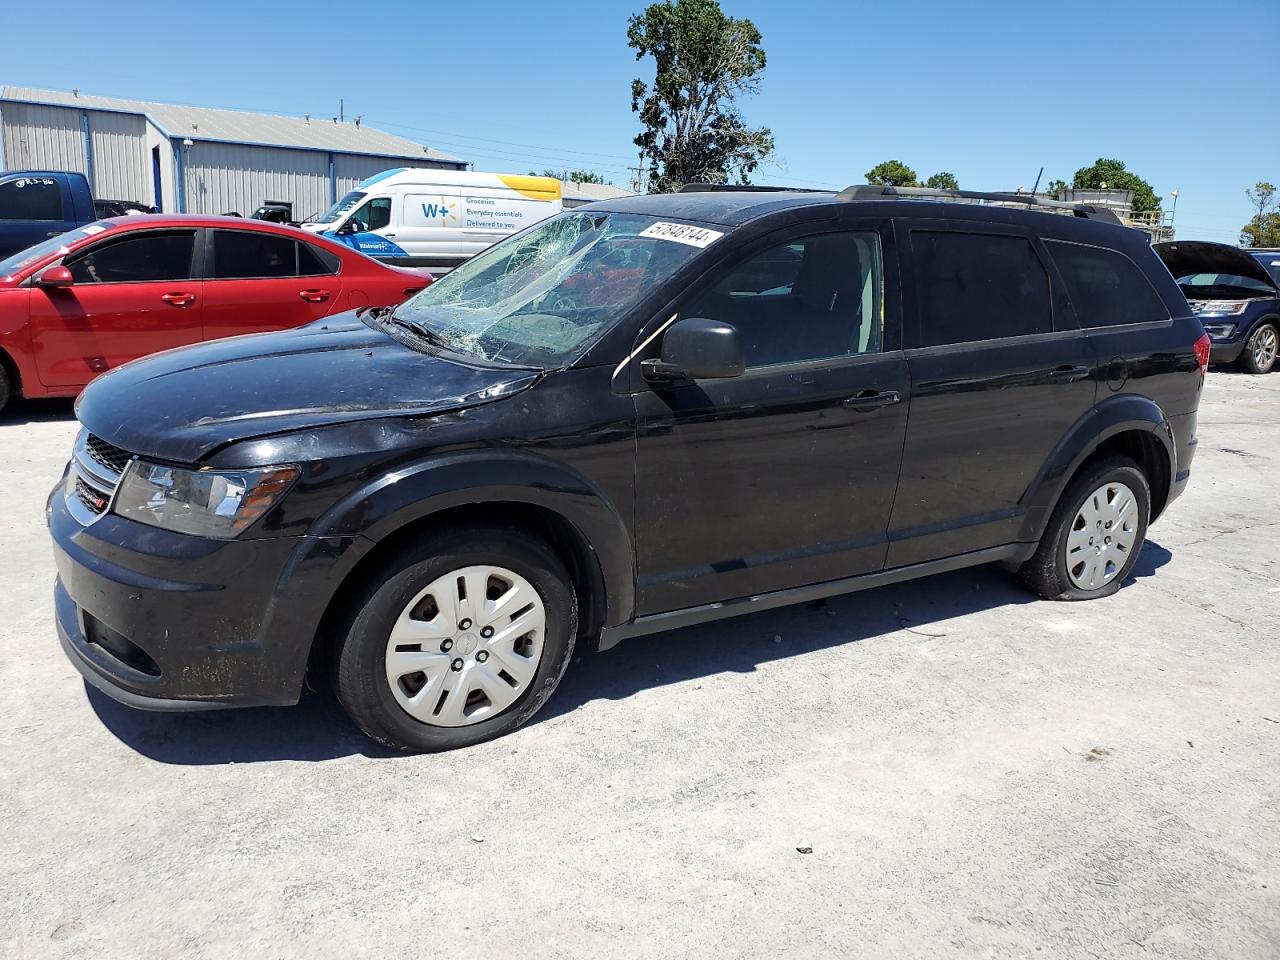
{"left": 641, "top": 316, "right": 745, "bottom": 382}
{"left": 337, "top": 220, "right": 359, "bottom": 235}
{"left": 35, "top": 265, "right": 74, "bottom": 288}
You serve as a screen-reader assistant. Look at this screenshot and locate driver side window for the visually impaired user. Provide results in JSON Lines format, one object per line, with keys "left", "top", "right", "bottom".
{"left": 681, "top": 230, "right": 883, "bottom": 369}
{"left": 351, "top": 197, "right": 391, "bottom": 232}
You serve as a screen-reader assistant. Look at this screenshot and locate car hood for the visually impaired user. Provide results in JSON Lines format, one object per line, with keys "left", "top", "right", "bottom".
{"left": 1153, "top": 240, "right": 1280, "bottom": 293}
{"left": 75, "top": 313, "right": 539, "bottom": 464}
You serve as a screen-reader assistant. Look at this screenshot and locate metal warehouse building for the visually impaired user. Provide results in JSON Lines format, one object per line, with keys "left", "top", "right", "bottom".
{"left": 0, "top": 86, "right": 466, "bottom": 219}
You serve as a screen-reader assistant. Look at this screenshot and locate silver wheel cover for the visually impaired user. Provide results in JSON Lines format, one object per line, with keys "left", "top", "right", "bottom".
{"left": 1252, "top": 325, "right": 1278, "bottom": 370}
{"left": 384, "top": 565, "right": 546, "bottom": 727}
{"left": 1064, "top": 481, "right": 1140, "bottom": 590}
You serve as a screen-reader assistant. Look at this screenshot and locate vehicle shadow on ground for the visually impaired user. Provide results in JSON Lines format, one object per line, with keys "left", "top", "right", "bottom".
{"left": 0, "top": 398, "right": 77, "bottom": 424}
{"left": 87, "top": 540, "right": 1172, "bottom": 765}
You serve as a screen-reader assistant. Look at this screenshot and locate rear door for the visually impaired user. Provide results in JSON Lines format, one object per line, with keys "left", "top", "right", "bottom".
{"left": 0, "top": 175, "right": 79, "bottom": 259}
{"left": 887, "top": 221, "right": 1097, "bottom": 566}
{"left": 201, "top": 228, "right": 344, "bottom": 340}
{"left": 29, "top": 228, "right": 202, "bottom": 388}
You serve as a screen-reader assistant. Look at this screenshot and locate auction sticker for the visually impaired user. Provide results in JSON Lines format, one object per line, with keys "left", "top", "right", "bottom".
{"left": 639, "top": 221, "right": 724, "bottom": 248}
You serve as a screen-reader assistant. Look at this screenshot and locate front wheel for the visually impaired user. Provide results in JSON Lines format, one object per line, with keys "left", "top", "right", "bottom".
{"left": 330, "top": 525, "right": 577, "bottom": 752}
{"left": 1240, "top": 321, "right": 1278, "bottom": 375}
{"left": 1017, "top": 456, "right": 1151, "bottom": 601}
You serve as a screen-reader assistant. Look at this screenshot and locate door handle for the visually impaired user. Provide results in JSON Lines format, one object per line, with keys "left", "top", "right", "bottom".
{"left": 299, "top": 289, "right": 331, "bottom": 303}
{"left": 161, "top": 292, "right": 196, "bottom": 306}
{"left": 843, "top": 389, "right": 901, "bottom": 412}
{"left": 384, "top": 233, "right": 397, "bottom": 238}
{"left": 1046, "top": 364, "right": 1090, "bottom": 383}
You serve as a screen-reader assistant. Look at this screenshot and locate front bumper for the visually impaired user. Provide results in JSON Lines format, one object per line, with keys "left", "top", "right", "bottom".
{"left": 48, "top": 476, "right": 368, "bottom": 710}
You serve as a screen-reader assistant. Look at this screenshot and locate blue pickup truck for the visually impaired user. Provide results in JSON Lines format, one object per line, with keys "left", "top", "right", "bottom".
{"left": 0, "top": 171, "right": 96, "bottom": 261}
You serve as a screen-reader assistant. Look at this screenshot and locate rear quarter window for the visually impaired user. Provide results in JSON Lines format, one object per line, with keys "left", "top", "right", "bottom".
{"left": 1046, "top": 241, "right": 1170, "bottom": 327}
{"left": 911, "top": 230, "right": 1052, "bottom": 346}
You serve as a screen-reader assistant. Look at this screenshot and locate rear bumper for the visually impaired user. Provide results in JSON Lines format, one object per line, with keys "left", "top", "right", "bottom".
{"left": 1209, "top": 340, "right": 1244, "bottom": 364}
{"left": 48, "top": 476, "right": 368, "bottom": 710}
{"left": 1163, "top": 410, "right": 1198, "bottom": 514}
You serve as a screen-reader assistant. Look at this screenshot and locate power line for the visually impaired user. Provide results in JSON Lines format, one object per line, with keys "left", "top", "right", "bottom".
{"left": 367, "top": 118, "right": 638, "bottom": 164}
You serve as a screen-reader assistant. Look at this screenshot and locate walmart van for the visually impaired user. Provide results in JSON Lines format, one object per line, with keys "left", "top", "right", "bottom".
{"left": 301, "top": 169, "right": 562, "bottom": 273}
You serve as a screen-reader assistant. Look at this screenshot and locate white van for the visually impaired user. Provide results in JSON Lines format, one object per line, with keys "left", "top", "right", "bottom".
{"left": 301, "top": 169, "right": 562, "bottom": 273}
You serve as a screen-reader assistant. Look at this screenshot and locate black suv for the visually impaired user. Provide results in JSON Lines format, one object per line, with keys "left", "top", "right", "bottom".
{"left": 48, "top": 185, "right": 1207, "bottom": 752}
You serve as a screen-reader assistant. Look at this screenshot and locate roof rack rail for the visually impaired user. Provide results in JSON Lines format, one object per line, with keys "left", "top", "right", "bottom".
{"left": 678, "top": 183, "right": 828, "bottom": 194}
{"left": 835, "top": 184, "right": 1124, "bottom": 225}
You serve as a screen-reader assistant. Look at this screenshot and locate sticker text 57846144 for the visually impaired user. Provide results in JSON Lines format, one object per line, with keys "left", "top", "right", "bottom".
{"left": 639, "top": 221, "right": 724, "bottom": 248}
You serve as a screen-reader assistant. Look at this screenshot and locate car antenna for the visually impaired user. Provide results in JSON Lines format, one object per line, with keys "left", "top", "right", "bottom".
{"left": 1030, "top": 166, "right": 1044, "bottom": 199}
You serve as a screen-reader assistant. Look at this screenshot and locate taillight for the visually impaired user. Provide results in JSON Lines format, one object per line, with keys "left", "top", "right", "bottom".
{"left": 1193, "top": 332, "right": 1211, "bottom": 374}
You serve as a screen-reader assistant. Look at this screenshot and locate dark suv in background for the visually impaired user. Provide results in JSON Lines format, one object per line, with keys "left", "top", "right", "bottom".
{"left": 48, "top": 185, "right": 1207, "bottom": 752}
{"left": 1155, "top": 240, "right": 1280, "bottom": 374}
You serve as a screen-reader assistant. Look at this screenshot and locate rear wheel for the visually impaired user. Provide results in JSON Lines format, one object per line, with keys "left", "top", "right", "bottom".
{"left": 1240, "top": 322, "right": 1278, "bottom": 375}
{"left": 1017, "top": 456, "right": 1150, "bottom": 601}
{"left": 330, "top": 525, "right": 577, "bottom": 752}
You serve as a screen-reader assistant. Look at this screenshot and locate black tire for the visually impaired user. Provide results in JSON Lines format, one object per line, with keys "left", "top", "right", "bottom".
{"left": 1017, "top": 455, "right": 1151, "bottom": 601}
{"left": 330, "top": 524, "right": 577, "bottom": 753}
{"left": 1238, "top": 321, "right": 1278, "bottom": 375}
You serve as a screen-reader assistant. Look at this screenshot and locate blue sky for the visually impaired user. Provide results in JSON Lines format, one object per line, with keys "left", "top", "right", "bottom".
{"left": 7, "top": 0, "right": 1278, "bottom": 242}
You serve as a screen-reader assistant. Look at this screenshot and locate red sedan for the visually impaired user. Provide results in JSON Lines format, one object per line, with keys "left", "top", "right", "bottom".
{"left": 0, "top": 215, "right": 431, "bottom": 413}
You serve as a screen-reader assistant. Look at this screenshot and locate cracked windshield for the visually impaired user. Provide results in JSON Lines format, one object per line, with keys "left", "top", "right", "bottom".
{"left": 390, "top": 212, "right": 704, "bottom": 366}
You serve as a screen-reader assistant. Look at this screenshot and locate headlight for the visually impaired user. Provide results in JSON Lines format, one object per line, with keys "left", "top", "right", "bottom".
{"left": 1201, "top": 322, "right": 1236, "bottom": 339}
{"left": 1190, "top": 300, "right": 1248, "bottom": 317}
{"left": 113, "top": 461, "right": 299, "bottom": 537}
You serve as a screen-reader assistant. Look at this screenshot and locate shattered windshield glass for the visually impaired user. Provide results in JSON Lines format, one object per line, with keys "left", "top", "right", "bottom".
{"left": 390, "top": 212, "right": 708, "bottom": 367}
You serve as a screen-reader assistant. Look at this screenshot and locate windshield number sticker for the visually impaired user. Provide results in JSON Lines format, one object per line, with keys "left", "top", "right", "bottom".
{"left": 640, "top": 221, "right": 724, "bottom": 248}
{"left": 81, "top": 225, "right": 106, "bottom": 236}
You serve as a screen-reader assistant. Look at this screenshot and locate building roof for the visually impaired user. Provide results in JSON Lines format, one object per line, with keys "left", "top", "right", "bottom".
{"left": 560, "top": 180, "right": 634, "bottom": 204}
{"left": 0, "top": 86, "right": 462, "bottom": 164}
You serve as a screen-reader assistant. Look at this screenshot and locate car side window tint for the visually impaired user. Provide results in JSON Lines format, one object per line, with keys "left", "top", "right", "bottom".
{"left": 682, "top": 230, "right": 883, "bottom": 369}
{"left": 0, "top": 177, "right": 64, "bottom": 221}
{"left": 1046, "top": 241, "right": 1172, "bottom": 327}
{"left": 351, "top": 197, "right": 392, "bottom": 232}
{"left": 66, "top": 232, "right": 196, "bottom": 284}
{"left": 912, "top": 231, "right": 1052, "bottom": 346}
{"left": 212, "top": 230, "right": 297, "bottom": 279}
{"left": 297, "top": 241, "right": 340, "bottom": 276}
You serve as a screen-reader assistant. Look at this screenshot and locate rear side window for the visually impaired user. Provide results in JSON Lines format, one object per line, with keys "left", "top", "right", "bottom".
{"left": 67, "top": 231, "right": 196, "bottom": 283}
{"left": 912, "top": 231, "right": 1052, "bottom": 346}
{"left": 211, "top": 230, "right": 301, "bottom": 279}
{"left": 297, "top": 241, "right": 340, "bottom": 276}
{"left": 0, "top": 177, "right": 64, "bottom": 221}
{"left": 1046, "top": 241, "right": 1169, "bottom": 327}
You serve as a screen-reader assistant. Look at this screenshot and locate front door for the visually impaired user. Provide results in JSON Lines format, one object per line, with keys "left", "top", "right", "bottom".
{"left": 887, "top": 222, "right": 1098, "bottom": 566}
{"left": 632, "top": 223, "right": 910, "bottom": 614}
{"left": 201, "top": 228, "right": 343, "bottom": 340}
{"left": 29, "top": 228, "right": 202, "bottom": 388}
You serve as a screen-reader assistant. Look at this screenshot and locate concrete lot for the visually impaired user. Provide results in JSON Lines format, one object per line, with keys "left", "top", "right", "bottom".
{"left": 1, "top": 371, "right": 1277, "bottom": 959}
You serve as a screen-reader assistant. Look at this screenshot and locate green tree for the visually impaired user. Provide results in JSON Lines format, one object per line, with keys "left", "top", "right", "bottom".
{"left": 1241, "top": 182, "right": 1280, "bottom": 247}
{"left": 1246, "top": 181, "right": 1276, "bottom": 219}
{"left": 532, "top": 168, "right": 608, "bottom": 185}
{"left": 1241, "top": 213, "right": 1280, "bottom": 248}
{"left": 924, "top": 171, "right": 959, "bottom": 190}
{"left": 865, "top": 160, "right": 919, "bottom": 187}
{"left": 628, "top": 0, "right": 774, "bottom": 192}
{"left": 1045, "top": 178, "right": 1068, "bottom": 199}
{"left": 1071, "top": 158, "right": 1160, "bottom": 213}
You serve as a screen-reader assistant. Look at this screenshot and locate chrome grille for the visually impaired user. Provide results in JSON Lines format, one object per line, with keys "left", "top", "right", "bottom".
{"left": 65, "top": 430, "right": 132, "bottom": 526}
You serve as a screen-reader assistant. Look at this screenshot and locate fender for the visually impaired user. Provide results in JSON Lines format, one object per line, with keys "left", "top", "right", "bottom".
{"left": 1016, "top": 393, "right": 1175, "bottom": 543}
{"left": 308, "top": 449, "right": 636, "bottom": 628}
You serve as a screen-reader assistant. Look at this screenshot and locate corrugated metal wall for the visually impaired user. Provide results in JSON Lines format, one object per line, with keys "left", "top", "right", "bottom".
{"left": 87, "top": 110, "right": 147, "bottom": 202}
{"left": 1, "top": 102, "right": 86, "bottom": 174}
{"left": 333, "top": 154, "right": 455, "bottom": 197}
{"left": 182, "top": 141, "right": 329, "bottom": 218}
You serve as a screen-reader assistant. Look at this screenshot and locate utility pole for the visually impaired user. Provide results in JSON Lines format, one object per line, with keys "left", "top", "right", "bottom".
{"left": 629, "top": 151, "right": 646, "bottom": 195}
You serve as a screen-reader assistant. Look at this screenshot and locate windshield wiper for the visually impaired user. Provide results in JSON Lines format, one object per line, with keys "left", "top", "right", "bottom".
{"left": 383, "top": 310, "right": 452, "bottom": 349}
